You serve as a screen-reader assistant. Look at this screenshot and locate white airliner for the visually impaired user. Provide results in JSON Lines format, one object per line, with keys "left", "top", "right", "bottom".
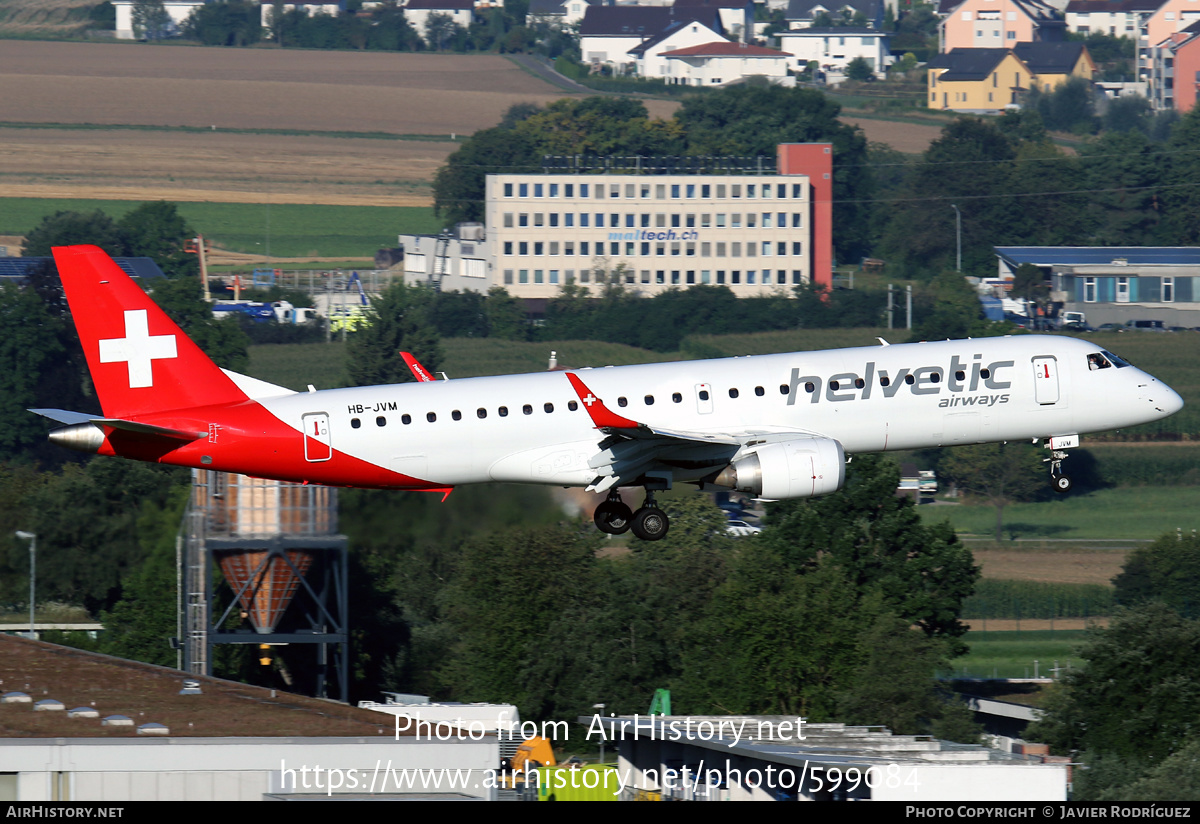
{"left": 34, "top": 245, "right": 1183, "bottom": 541}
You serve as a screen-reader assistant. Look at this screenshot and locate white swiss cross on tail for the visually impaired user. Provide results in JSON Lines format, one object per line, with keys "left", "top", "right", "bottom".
{"left": 99, "top": 309, "right": 178, "bottom": 388}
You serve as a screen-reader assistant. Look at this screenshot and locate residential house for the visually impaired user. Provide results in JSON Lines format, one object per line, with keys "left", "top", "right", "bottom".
{"left": 927, "top": 42, "right": 1093, "bottom": 108}
{"left": 776, "top": 25, "right": 893, "bottom": 76}
{"left": 578, "top": 6, "right": 677, "bottom": 66}
{"left": 926, "top": 47, "right": 1036, "bottom": 109}
{"left": 629, "top": 17, "right": 729, "bottom": 76}
{"left": 526, "top": 0, "right": 596, "bottom": 28}
{"left": 939, "top": 0, "right": 1066, "bottom": 51}
{"left": 1064, "top": 0, "right": 1161, "bottom": 37}
{"left": 659, "top": 40, "right": 795, "bottom": 83}
{"left": 1014, "top": 40, "right": 1096, "bottom": 89}
{"left": 404, "top": 0, "right": 475, "bottom": 44}
{"left": 578, "top": 5, "right": 724, "bottom": 71}
{"left": 784, "top": 0, "right": 887, "bottom": 29}
{"left": 1146, "top": 19, "right": 1200, "bottom": 108}
{"left": 673, "top": 0, "right": 755, "bottom": 40}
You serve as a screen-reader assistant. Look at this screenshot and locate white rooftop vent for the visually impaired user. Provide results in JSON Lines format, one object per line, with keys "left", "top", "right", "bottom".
{"left": 33, "top": 699, "right": 64, "bottom": 711}
{"left": 1, "top": 692, "right": 31, "bottom": 703}
{"left": 179, "top": 679, "right": 202, "bottom": 696}
{"left": 102, "top": 715, "right": 134, "bottom": 727}
{"left": 68, "top": 707, "right": 99, "bottom": 718}
{"left": 137, "top": 723, "right": 170, "bottom": 735}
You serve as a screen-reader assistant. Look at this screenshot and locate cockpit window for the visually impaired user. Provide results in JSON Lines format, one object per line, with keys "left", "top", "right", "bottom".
{"left": 1101, "top": 349, "right": 1131, "bottom": 368}
{"left": 1087, "top": 352, "right": 1112, "bottom": 370}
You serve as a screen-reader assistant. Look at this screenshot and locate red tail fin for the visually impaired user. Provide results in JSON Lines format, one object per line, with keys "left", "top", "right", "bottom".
{"left": 53, "top": 245, "right": 248, "bottom": 419}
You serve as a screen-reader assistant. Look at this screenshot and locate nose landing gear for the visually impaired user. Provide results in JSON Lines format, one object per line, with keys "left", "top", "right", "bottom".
{"left": 1044, "top": 437, "right": 1076, "bottom": 494}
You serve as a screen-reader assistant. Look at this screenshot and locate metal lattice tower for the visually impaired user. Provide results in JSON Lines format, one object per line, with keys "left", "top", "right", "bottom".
{"left": 181, "top": 470, "right": 349, "bottom": 701}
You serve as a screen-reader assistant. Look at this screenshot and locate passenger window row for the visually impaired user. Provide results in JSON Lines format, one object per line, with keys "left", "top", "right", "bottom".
{"left": 350, "top": 400, "right": 581, "bottom": 428}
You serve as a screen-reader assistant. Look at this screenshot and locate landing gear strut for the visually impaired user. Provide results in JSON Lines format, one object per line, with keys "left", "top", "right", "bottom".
{"left": 593, "top": 489, "right": 671, "bottom": 541}
{"left": 1046, "top": 449, "right": 1073, "bottom": 493}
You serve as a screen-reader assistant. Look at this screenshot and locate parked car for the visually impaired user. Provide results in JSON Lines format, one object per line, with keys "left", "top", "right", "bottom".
{"left": 726, "top": 520, "right": 763, "bottom": 537}
{"left": 1124, "top": 319, "right": 1168, "bottom": 332}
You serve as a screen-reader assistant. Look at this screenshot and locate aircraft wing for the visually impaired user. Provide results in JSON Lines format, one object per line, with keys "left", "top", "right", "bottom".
{"left": 565, "top": 372, "right": 823, "bottom": 492}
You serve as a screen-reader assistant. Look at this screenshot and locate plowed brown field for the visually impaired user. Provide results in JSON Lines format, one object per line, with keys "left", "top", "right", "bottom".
{"left": 0, "top": 41, "right": 577, "bottom": 204}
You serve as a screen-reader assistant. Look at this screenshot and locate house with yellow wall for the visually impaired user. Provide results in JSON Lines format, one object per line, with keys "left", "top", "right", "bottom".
{"left": 926, "top": 42, "right": 1093, "bottom": 111}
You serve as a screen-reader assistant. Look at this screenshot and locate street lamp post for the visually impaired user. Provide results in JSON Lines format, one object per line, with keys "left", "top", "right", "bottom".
{"left": 15, "top": 531, "right": 35, "bottom": 639}
{"left": 951, "top": 204, "right": 962, "bottom": 272}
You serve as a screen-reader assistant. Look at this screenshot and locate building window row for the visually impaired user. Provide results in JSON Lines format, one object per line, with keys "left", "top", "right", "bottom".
{"left": 501, "top": 181, "right": 808, "bottom": 200}
{"left": 502, "top": 240, "right": 804, "bottom": 258}
{"left": 502, "top": 212, "right": 804, "bottom": 229}
{"left": 503, "top": 269, "right": 806, "bottom": 286}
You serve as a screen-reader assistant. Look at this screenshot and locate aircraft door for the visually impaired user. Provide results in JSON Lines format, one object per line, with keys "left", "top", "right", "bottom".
{"left": 303, "top": 412, "right": 332, "bottom": 462}
{"left": 695, "top": 383, "right": 713, "bottom": 414}
{"left": 1032, "top": 357, "right": 1059, "bottom": 405}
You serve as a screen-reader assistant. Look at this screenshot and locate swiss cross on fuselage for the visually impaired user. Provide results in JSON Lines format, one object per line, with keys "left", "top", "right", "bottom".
{"left": 583, "top": 394, "right": 598, "bottom": 407}
{"left": 98, "top": 309, "right": 178, "bottom": 388}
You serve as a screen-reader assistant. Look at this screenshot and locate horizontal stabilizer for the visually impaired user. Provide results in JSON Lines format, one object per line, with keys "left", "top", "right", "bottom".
{"left": 29, "top": 408, "right": 97, "bottom": 426}
{"left": 32, "top": 409, "right": 203, "bottom": 442}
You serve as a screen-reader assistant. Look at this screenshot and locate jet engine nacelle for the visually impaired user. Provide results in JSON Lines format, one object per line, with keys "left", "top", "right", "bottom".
{"left": 713, "top": 438, "right": 846, "bottom": 500}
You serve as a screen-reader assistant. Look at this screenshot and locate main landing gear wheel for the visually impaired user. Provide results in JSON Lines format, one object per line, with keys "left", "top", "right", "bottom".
{"left": 631, "top": 506, "right": 670, "bottom": 541}
{"left": 594, "top": 498, "right": 633, "bottom": 534}
{"left": 1053, "top": 474, "right": 1073, "bottom": 494}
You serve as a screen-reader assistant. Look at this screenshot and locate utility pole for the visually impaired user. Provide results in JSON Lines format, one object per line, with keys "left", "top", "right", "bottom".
{"left": 15, "top": 531, "right": 35, "bottom": 639}
{"left": 951, "top": 204, "right": 962, "bottom": 272}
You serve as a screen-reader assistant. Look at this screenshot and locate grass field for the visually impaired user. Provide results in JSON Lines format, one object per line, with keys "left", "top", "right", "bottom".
{"left": 918, "top": 486, "right": 1200, "bottom": 541}
{"left": 0, "top": 198, "right": 439, "bottom": 258}
{"left": 955, "top": 630, "right": 1090, "bottom": 680}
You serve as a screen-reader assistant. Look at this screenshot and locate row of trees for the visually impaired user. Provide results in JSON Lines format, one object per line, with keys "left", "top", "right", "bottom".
{"left": 169, "top": 0, "right": 553, "bottom": 55}
{"left": 1026, "top": 533, "right": 1200, "bottom": 799}
{"left": 873, "top": 105, "right": 1200, "bottom": 276}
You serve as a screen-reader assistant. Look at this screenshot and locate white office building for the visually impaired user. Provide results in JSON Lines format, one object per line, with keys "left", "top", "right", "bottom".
{"left": 485, "top": 172, "right": 813, "bottom": 299}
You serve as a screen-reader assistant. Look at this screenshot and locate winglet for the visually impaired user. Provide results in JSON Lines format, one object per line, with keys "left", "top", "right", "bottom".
{"left": 400, "top": 351, "right": 436, "bottom": 382}
{"left": 565, "top": 372, "right": 641, "bottom": 430}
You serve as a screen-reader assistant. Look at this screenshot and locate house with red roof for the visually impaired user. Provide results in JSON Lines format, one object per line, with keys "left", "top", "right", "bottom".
{"left": 659, "top": 40, "right": 795, "bottom": 84}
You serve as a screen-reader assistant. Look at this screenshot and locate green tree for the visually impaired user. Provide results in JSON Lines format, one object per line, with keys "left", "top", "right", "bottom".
{"left": 118, "top": 201, "right": 199, "bottom": 279}
{"left": 939, "top": 442, "right": 1044, "bottom": 541}
{"left": 131, "top": 0, "right": 172, "bottom": 39}
{"left": 683, "top": 551, "right": 891, "bottom": 716}
{"left": 484, "top": 286, "right": 528, "bottom": 340}
{"left": 0, "top": 282, "right": 87, "bottom": 463}
{"left": 845, "top": 56, "right": 874, "bottom": 81}
{"left": 182, "top": 0, "right": 262, "bottom": 45}
{"left": 437, "top": 525, "right": 601, "bottom": 718}
{"left": 21, "top": 211, "right": 125, "bottom": 257}
{"left": 1113, "top": 532, "right": 1200, "bottom": 616}
{"left": 761, "top": 455, "right": 979, "bottom": 646}
{"left": 345, "top": 280, "right": 442, "bottom": 386}
{"left": 1026, "top": 602, "right": 1200, "bottom": 793}
{"left": 100, "top": 483, "right": 190, "bottom": 665}
{"left": 880, "top": 118, "right": 1019, "bottom": 277}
